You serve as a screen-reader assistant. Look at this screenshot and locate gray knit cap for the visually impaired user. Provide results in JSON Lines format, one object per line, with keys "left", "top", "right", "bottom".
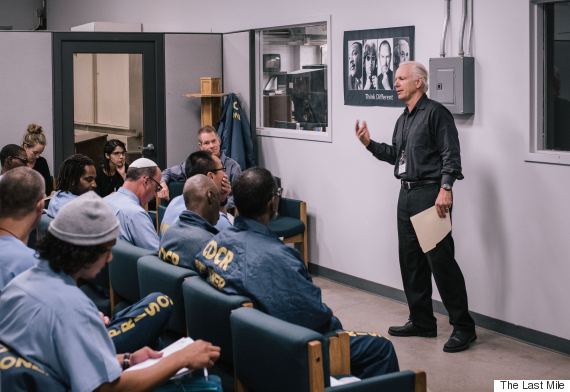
{"left": 48, "top": 191, "right": 120, "bottom": 246}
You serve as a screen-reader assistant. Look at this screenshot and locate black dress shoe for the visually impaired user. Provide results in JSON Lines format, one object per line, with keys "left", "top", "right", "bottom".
{"left": 443, "top": 330, "right": 477, "bottom": 352}
{"left": 388, "top": 321, "right": 437, "bottom": 337}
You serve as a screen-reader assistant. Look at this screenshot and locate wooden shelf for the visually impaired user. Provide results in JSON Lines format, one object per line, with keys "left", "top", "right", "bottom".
{"left": 185, "top": 93, "right": 229, "bottom": 98}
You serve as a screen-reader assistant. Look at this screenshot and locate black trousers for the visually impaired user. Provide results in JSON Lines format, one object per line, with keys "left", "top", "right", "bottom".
{"left": 397, "top": 183, "right": 475, "bottom": 332}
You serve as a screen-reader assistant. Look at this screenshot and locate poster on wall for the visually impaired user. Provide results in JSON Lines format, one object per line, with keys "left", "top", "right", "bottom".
{"left": 344, "top": 25, "right": 415, "bottom": 107}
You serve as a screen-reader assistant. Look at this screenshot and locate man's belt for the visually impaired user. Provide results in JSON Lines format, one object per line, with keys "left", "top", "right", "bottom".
{"left": 401, "top": 179, "right": 440, "bottom": 190}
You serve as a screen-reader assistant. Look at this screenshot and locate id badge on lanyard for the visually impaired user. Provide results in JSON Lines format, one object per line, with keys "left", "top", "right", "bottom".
{"left": 397, "top": 151, "right": 406, "bottom": 175}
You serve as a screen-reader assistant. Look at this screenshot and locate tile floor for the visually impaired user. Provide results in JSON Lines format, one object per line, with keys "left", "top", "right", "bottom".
{"left": 315, "top": 277, "right": 570, "bottom": 392}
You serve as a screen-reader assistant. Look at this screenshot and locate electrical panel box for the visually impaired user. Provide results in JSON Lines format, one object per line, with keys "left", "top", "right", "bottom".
{"left": 429, "top": 57, "right": 474, "bottom": 114}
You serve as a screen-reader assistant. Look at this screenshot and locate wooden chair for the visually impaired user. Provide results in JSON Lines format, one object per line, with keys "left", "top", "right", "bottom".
{"left": 231, "top": 307, "right": 427, "bottom": 392}
{"left": 268, "top": 197, "right": 309, "bottom": 265}
{"left": 182, "top": 276, "right": 253, "bottom": 391}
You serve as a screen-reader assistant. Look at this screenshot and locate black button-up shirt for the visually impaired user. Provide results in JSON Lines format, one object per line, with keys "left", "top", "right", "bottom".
{"left": 366, "top": 94, "right": 463, "bottom": 186}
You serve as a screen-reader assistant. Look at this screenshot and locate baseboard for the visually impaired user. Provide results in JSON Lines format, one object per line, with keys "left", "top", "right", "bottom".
{"left": 308, "top": 263, "right": 570, "bottom": 356}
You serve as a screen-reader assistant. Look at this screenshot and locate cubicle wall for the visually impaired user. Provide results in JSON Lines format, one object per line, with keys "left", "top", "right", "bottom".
{"left": 0, "top": 32, "right": 53, "bottom": 174}
{"left": 164, "top": 33, "right": 222, "bottom": 167}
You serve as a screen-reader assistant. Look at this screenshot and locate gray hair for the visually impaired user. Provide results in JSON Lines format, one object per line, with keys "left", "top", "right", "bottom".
{"left": 400, "top": 61, "right": 429, "bottom": 93}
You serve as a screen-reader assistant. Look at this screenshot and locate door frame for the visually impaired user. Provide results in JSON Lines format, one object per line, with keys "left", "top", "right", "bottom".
{"left": 52, "top": 32, "right": 166, "bottom": 172}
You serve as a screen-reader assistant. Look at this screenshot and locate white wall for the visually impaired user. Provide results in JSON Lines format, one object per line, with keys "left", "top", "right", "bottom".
{"left": 0, "top": 32, "right": 53, "bottom": 173}
{"left": 44, "top": 0, "right": 570, "bottom": 341}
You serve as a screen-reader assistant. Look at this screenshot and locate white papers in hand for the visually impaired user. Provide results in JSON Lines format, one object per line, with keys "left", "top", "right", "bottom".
{"left": 330, "top": 376, "right": 361, "bottom": 386}
{"left": 410, "top": 206, "right": 451, "bottom": 253}
{"left": 125, "top": 336, "right": 194, "bottom": 376}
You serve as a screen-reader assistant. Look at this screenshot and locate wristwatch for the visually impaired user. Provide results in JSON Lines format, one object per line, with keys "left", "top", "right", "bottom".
{"left": 441, "top": 183, "right": 452, "bottom": 191}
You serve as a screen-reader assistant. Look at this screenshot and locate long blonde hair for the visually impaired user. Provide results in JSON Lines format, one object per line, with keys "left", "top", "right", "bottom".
{"left": 23, "top": 123, "right": 47, "bottom": 148}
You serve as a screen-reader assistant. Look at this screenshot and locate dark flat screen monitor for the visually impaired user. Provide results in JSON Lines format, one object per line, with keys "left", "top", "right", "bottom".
{"left": 286, "top": 67, "right": 327, "bottom": 125}
{"left": 263, "top": 54, "right": 281, "bottom": 73}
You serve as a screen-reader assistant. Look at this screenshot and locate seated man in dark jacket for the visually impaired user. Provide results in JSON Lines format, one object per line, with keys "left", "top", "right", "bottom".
{"left": 195, "top": 167, "right": 399, "bottom": 379}
{"left": 159, "top": 174, "right": 220, "bottom": 269}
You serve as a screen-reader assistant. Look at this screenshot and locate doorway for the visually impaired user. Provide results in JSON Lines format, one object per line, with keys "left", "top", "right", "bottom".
{"left": 53, "top": 32, "right": 165, "bottom": 172}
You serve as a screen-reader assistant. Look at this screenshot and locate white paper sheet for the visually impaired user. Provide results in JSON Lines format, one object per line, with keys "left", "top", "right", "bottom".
{"left": 125, "top": 336, "right": 194, "bottom": 376}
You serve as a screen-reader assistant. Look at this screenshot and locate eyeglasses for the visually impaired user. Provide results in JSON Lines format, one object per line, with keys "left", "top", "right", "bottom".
{"left": 10, "top": 156, "right": 29, "bottom": 165}
{"left": 211, "top": 166, "right": 226, "bottom": 173}
{"left": 111, "top": 151, "right": 126, "bottom": 157}
{"left": 147, "top": 176, "right": 163, "bottom": 193}
{"left": 273, "top": 187, "right": 283, "bottom": 197}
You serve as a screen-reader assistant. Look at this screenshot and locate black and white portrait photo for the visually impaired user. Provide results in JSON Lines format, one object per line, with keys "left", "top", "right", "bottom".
{"left": 347, "top": 40, "right": 363, "bottom": 90}
{"left": 378, "top": 38, "right": 394, "bottom": 90}
{"left": 362, "top": 39, "right": 378, "bottom": 90}
{"left": 394, "top": 37, "right": 411, "bottom": 70}
{"left": 344, "top": 26, "right": 414, "bottom": 107}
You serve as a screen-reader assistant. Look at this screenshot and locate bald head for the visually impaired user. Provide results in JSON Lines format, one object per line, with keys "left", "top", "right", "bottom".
{"left": 0, "top": 166, "right": 45, "bottom": 219}
{"left": 183, "top": 174, "right": 220, "bottom": 225}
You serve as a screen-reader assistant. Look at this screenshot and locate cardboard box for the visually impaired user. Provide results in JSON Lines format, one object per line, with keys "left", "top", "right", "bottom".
{"left": 200, "top": 77, "right": 222, "bottom": 95}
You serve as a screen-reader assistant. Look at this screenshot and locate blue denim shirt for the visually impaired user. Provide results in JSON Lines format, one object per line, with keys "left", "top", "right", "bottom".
{"left": 0, "top": 236, "right": 37, "bottom": 290}
{"left": 159, "top": 210, "right": 219, "bottom": 271}
{"left": 104, "top": 188, "right": 159, "bottom": 251}
{"left": 195, "top": 216, "right": 334, "bottom": 333}
{"left": 46, "top": 191, "right": 77, "bottom": 218}
{"left": 160, "top": 195, "right": 231, "bottom": 237}
{"left": 0, "top": 262, "right": 121, "bottom": 392}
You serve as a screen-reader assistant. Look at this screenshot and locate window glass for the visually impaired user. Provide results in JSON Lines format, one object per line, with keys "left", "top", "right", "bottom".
{"left": 544, "top": 2, "right": 570, "bottom": 151}
{"left": 259, "top": 23, "right": 329, "bottom": 134}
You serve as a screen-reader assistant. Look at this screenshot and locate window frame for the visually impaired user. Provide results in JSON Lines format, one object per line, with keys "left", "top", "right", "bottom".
{"left": 527, "top": 0, "right": 570, "bottom": 165}
{"left": 254, "top": 16, "right": 332, "bottom": 143}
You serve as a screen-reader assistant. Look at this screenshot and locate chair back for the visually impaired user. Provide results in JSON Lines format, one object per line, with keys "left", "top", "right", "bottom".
{"left": 137, "top": 255, "right": 196, "bottom": 336}
{"left": 0, "top": 343, "right": 66, "bottom": 392}
{"left": 168, "top": 181, "right": 185, "bottom": 200}
{"left": 109, "top": 240, "right": 155, "bottom": 310}
{"left": 157, "top": 204, "right": 168, "bottom": 235}
{"left": 182, "top": 276, "right": 252, "bottom": 366}
{"left": 37, "top": 213, "right": 53, "bottom": 242}
{"left": 231, "top": 307, "right": 329, "bottom": 392}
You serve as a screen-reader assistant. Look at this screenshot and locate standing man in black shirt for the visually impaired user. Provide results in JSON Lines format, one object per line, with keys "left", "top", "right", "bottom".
{"left": 355, "top": 61, "right": 476, "bottom": 353}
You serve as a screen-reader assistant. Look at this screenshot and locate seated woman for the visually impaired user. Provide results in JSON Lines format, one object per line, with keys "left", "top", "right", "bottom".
{"left": 22, "top": 123, "right": 53, "bottom": 195}
{"left": 96, "top": 139, "right": 129, "bottom": 197}
{"left": 0, "top": 192, "right": 222, "bottom": 392}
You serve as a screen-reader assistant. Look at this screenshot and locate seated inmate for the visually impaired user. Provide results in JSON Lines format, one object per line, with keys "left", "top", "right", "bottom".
{"left": 195, "top": 167, "right": 400, "bottom": 379}
{"left": 160, "top": 174, "right": 220, "bottom": 270}
{"left": 0, "top": 192, "right": 222, "bottom": 392}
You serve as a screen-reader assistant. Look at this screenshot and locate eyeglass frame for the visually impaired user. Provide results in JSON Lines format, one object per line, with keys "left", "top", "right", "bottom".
{"left": 211, "top": 166, "right": 226, "bottom": 173}
{"left": 147, "top": 176, "right": 163, "bottom": 193}
{"left": 110, "top": 151, "right": 127, "bottom": 157}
